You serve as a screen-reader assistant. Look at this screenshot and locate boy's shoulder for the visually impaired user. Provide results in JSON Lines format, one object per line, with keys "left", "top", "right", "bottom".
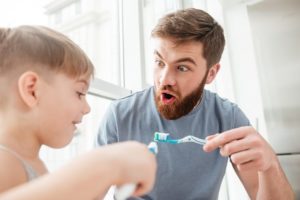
{"left": 0, "top": 150, "right": 28, "bottom": 192}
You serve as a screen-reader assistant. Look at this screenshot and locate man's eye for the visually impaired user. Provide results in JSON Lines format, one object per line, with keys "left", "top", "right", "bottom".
{"left": 178, "top": 65, "right": 189, "bottom": 72}
{"left": 155, "top": 60, "right": 164, "bottom": 67}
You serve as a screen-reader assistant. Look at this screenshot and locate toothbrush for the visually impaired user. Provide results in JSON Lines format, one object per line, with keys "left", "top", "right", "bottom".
{"left": 114, "top": 142, "right": 158, "bottom": 200}
{"left": 154, "top": 132, "right": 206, "bottom": 145}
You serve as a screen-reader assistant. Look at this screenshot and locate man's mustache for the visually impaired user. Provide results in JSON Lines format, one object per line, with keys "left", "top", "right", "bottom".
{"left": 157, "top": 85, "right": 178, "bottom": 95}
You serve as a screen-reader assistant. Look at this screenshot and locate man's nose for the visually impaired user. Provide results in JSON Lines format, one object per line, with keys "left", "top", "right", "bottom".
{"left": 159, "top": 68, "right": 176, "bottom": 87}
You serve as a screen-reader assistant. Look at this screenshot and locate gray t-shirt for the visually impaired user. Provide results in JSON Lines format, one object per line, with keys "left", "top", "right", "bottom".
{"left": 97, "top": 87, "right": 250, "bottom": 200}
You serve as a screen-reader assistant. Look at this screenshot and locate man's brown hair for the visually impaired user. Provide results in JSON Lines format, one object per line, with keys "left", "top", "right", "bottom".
{"left": 0, "top": 25, "right": 94, "bottom": 79}
{"left": 151, "top": 8, "right": 225, "bottom": 68}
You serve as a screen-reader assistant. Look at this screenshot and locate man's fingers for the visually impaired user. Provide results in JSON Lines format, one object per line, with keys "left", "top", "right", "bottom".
{"left": 229, "top": 149, "right": 256, "bottom": 165}
{"left": 203, "top": 126, "right": 251, "bottom": 152}
{"left": 205, "top": 133, "right": 219, "bottom": 140}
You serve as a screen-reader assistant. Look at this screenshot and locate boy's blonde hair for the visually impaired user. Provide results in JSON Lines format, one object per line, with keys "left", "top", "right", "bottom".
{"left": 0, "top": 25, "right": 94, "bottom": 79}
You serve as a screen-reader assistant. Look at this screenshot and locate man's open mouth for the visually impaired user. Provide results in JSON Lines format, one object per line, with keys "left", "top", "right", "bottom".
{"left": 161, "top": 92, "right": 176, "bottom": 104}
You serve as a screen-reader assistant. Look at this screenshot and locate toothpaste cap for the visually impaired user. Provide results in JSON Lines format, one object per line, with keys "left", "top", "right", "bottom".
{"left": 148, "top": 142, "right": 158, "bottom": 154}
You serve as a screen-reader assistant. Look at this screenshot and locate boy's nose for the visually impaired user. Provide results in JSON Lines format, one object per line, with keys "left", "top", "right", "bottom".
{"left": 83, "top": 100, "right": 91, "bottom": 115}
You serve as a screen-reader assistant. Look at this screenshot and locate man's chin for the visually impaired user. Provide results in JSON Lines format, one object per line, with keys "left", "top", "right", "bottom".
{"left": 157, "top": 104, "right": 182, "bottom": 120}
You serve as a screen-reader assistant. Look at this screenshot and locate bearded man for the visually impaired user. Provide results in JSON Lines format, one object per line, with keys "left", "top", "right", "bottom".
{"left": 96, "top": 8, "right": 294, "bottom": 200}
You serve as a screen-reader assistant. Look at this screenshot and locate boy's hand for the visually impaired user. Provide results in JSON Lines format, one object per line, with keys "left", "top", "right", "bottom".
{"left": 107, "top": 141, "right": 157, "bottom": 196}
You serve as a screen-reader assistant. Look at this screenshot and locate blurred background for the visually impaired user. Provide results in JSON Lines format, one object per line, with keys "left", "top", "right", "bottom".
{"left": 0, "top": 0, "right": 299, "bottom": 199}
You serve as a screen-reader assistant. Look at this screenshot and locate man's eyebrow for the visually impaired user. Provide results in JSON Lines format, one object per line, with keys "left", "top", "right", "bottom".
{"left": 153, "top": 50, "right": 163, "bottom": 59}
{"left": 154, "top": 50, "right": 197, "bottom": 66}
{"left": 175, "top": 57, "right": 197, "bottom": 66}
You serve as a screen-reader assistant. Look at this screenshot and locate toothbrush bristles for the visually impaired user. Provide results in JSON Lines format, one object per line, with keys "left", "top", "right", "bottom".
{"left": 154, "top": 132, "right": 170, "bottom": 141}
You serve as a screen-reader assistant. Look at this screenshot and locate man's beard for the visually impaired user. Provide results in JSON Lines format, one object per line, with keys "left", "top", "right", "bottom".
{"left": 155, "top": 72, "right": 208, "bottom": 120}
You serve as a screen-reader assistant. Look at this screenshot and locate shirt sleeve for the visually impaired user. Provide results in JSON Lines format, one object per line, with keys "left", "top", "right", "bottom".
{"left": 233, "top": 105, "right": 251, "bottom": 128}
{"left": 95, "top": 102, "right": 119, "bottom": 147}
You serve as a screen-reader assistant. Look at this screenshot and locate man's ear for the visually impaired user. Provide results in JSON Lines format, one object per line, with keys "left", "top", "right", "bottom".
{"left": 18, "top": 71, "right": 40, "bottom": 107}
{"left": 206, "top": 63, "right": 220, "bottom": 84}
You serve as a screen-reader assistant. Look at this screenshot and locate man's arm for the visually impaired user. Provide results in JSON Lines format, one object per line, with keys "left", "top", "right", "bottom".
{"left": 204, "top": 126, "right": 294, "bottom": 199}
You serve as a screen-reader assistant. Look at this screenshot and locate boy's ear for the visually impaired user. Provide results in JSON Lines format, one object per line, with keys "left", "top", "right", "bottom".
{"left": 18, "top": 71, "right": 40, "bottom": 107}
{"left": 205, "top": 63, "right": 220, "bottom": 84}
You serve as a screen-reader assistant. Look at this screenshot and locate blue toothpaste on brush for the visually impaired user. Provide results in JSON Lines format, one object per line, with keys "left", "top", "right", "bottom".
{"left": 154, "top": 132, "right": 206, "bottom": 145}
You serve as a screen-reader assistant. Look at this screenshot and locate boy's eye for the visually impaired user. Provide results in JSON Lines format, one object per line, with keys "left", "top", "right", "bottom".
{"left": 178, "top": 65, "right": 189, "bottom": 72}
{"left": 77, "top": 92, "right": 86, "bottom": 98}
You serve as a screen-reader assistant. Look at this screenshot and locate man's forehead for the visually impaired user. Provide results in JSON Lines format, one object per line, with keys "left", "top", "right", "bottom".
{"left": 152, "top": 37, "right": 203, "bottom": 54}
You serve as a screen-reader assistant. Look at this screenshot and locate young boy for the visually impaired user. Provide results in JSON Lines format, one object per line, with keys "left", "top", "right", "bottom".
{"left": 0, "top": 26, "right": 156, "bottom": 199}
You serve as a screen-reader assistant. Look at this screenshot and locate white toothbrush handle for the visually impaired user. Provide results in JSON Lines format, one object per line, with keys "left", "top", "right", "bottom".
{"left": 115, "top": 183, "right": 136, "bottom": 200}
{"left": 115, "top": 142, "right": 158, "bottom": 200}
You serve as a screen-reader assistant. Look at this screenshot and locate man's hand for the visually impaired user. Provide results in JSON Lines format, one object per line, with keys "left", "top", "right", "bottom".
{"left": 203, "top": 126, "right": 277, "bottom": 172}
